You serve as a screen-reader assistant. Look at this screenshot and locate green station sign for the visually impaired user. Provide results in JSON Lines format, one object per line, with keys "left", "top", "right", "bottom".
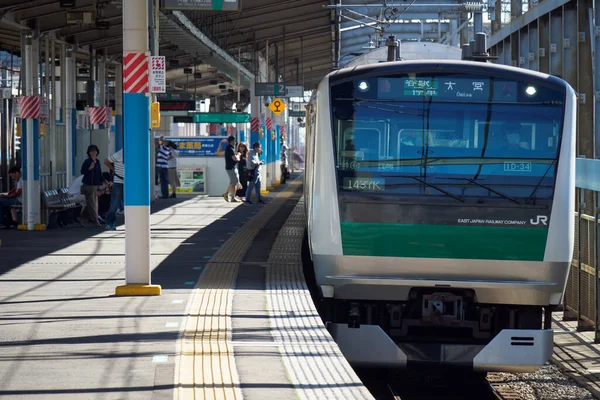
{"left": 192, "top": 113, "right": 251, "bottom": 123}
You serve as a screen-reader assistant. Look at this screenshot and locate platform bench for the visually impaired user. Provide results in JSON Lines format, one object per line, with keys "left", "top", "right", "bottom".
{"left": 42, "top": 189, "right": 81, "bottom": 229}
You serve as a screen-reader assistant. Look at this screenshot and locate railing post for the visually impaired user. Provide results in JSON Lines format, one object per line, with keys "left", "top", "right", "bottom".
{"left": 578, "top": 186, "right": 585, "bottom": 327}
{"left": 595, "top": 191, "right": 600, "bottom": 342}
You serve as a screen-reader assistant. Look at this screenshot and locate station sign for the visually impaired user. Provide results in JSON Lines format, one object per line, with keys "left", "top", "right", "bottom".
{"left": 255, "top": 82, "right": 286, "bottom": 96}
{"left": 192, "top": 112, "right": 250, "bottom": 123}
{"left": 284, "top": 85, "right": 304, "bottom": 97}
{"left": 288, "top": 110, "right": 304, "bottom": 118}
{"left": 161, "top": 0, "right": 240, "bottom": 11}
{"left": 268, "top": 98, "right": 286, "bottom": 116}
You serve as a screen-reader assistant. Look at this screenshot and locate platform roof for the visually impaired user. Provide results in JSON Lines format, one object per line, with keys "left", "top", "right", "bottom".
{"left": 0, "top": 0, "right": 335, "bottom": 96}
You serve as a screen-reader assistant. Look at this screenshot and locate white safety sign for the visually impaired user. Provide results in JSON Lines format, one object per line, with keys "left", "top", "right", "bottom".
{"left": 150, "top": 56, "right": 166, "bottom": 93}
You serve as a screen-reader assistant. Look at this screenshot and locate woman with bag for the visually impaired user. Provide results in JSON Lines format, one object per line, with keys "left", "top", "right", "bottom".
{"left": 80, "top": 145, "right": 110, "bottom": 227}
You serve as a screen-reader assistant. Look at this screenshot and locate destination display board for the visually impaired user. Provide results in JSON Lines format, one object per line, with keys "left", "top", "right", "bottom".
{"left": 375, "top": 77, "right": 519, "bottom": 102}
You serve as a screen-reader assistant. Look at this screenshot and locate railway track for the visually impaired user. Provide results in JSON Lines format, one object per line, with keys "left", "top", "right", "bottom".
{"left": 359, "top": 369, "right": 526, "bottom": 400}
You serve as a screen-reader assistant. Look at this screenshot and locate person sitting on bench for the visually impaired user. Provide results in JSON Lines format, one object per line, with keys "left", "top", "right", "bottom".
{"left": 0, "top": 167, "right": 22, "bottom": 229}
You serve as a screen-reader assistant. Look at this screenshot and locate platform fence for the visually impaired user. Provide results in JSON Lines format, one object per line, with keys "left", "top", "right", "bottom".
{"left": 565, "top": 193, "right": 600, "bottom": 342}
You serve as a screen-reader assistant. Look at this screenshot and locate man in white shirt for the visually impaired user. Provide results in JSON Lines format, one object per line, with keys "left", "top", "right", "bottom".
{"left": 280, "top": 143, "right": 290, "bottom": 184}
{"left": 0, "top": 167, "right": 22, "bottom": 228}
{"left": 245, "top": 141, "right": 265, "bottom": 204}
{"left": 166, "top": 141, "right": 180, "bottom": 198}
{"left": 103, "top": 149, "right": 124, "bottom": 231}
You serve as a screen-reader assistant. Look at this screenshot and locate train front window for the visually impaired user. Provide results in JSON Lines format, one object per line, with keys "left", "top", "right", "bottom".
{"left": 331, "top": 74, "right": 565, "bottom": 203}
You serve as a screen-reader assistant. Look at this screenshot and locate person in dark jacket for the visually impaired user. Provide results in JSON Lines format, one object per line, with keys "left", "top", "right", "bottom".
{"left": 80, "top": 145, "right": 109, "bottom": 227}
{"left": 236, "top": 142, "right": 249, "bottom": 199}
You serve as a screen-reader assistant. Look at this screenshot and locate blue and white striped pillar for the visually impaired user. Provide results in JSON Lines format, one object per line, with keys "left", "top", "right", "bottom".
{"left": 115, "top": 64, "right": 123, "bottom": 152}
{"left": 116, "top": 0, "right": 160, "bottom": 296}
{"left": 275, "top": 123, "right": 281, "bottom": 184}
{"left": 21, "top": 35, "right": 41, "bottom": 231}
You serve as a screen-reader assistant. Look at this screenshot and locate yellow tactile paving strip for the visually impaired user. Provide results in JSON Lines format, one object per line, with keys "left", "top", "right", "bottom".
{"left": 174, "top": 180, "right": 301, "bottom": 400}
{"left": 266, "top": 200, "right": 374, "bottom": 400}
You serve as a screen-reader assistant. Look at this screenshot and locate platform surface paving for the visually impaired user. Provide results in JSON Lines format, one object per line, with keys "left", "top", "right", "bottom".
{"left": 0, "top": 176, "right": 372, "bottom": 400}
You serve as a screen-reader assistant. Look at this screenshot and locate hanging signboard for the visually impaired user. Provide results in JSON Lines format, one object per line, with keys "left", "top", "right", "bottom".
{"left": 156, "top": 93, "right": 195, "bottom": 101}
{"left": 165, "top": 137, "right": 228, "bottom": 157}
{"left": 255, "top": 82, "right": 286, "bottom": 96}
{"left": 161, "top": 0, "right": 240, "bottom": 11}
{"left": 284, "top": 85, "right": 304, "bottom": 97}
{"left": 192, "top": 112, "right": 250, "bottom": 123}
{"left": 150, "top": 56, "right": 166, "bottom": 93}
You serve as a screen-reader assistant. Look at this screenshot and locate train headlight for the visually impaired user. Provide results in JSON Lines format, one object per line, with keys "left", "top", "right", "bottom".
{"left": 358, "top": 81, "right": 369, "bottom": 92}
{"left": 525, "top": 86, "right": 537, "bottom": 96}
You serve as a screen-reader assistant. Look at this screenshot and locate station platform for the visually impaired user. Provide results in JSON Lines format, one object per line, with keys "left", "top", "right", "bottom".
{"left": 0, "top": 175, "right": 371, "bottom": 400}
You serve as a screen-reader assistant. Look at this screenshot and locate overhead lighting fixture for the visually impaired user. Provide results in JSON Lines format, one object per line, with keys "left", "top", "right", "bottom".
{"left": 60, "top": 0, "right": 76, "bottom": 7}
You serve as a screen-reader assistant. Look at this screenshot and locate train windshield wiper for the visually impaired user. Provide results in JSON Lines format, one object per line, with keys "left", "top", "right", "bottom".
{"left": 393, "top": 175, "right": 465, "bottom": 203}
{"left": 442, "top": 177, "right": 520, "bottom": 204}
{"left": 526, "top": 159, "right": 557, "bottom": 204}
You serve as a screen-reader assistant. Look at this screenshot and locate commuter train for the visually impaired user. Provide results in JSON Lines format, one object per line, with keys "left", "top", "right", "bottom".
{"left": 303, "top": 59, "right": 576, "bottom": 372}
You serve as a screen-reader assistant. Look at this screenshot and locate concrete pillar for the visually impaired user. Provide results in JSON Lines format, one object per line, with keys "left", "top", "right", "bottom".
{"left": 115, "top": 64, "right": 123, "bottom": 151}
{"left": 511, "top": 0, "right": 522, "bottom": 19}
{"left": 50, "top": 40, "right": 58, "bottom": 189}
{"left": 65, "top": 47, "right": 75, "bottom": 184}
{"left": 258, "top": 55, "right": 269, "bottom": 195}
{"left": 491, "top": 0, "right": 502, "bottom": 35}
{"left": 98, "top": 56, "right": 106, "bottom": 106}
{"left": 116, "top": 0, "right": 160, "bottom": 296}
{"left": 473, "top": 10, "right": 483, "bottom": 34}
{"left": 459, "top": 12, "right": 469, "bottom": 45}
{"left": 450, "top": 19, "right": 459, "bottom": 47}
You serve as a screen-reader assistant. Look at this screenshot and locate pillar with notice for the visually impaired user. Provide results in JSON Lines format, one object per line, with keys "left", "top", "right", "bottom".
{"left": 115, "top": 0, "right": 161, "bottom": 296}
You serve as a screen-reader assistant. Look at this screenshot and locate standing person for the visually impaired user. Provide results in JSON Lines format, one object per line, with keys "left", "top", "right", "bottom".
{"left": 280, "top": 143, "right": 290, "bottom": 184}
{"left": 167, "top": 141, "right": 180, "bottom": 198}
{"left": 0, "top": 167, "right": 22, "bottom": 229}
{"left": 80, "top": 144, "right": 109, "bottom": 227}
{"left": 245, "top": 141, "right": 266, "bottom": 205}
{"left": 223, "top": 135, "right": 241, "bottom": 202}
{"left": 156, "top": 136, "right": 172, "bottom": 199}
{"left": 103, "top": 148, "right": 124, "bottom": 231}
{"left": 236, "top": 142, "right": 249, "bottom": 199}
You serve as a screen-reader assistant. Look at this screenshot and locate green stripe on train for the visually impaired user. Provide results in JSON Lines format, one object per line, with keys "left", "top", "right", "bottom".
{"left": 341, "top": 222, "right": 548, "bottom": 261}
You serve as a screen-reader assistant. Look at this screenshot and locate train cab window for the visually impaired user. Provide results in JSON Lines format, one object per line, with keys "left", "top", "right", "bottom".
{"left": 337, "top": 122, "right": 389, "bottom": 168}
{"left": 330, "top": 72, "right": 566, "bottom": 203}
